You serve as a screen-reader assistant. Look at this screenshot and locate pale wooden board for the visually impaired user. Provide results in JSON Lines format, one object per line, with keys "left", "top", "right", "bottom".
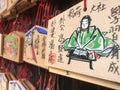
{"left": 3, "top": 31, "right": 25, "bottom": 63}
{"left": 23, "top": 26, "right": 48, "bottom": 69}
{"left": 49, "top": 67, "right": 120, "bottom": 90}
{"left": 0, "top": 73, "right": 8, "bottom": 90}
{"left": 46, "top": 0, "right": 120, "bottom": 83}
{"left": 7, "top": 0, "right": 19, "bottom": 10}
{"left": 9, "top": 80, "right": 26, "bottom": 90}
{"left": 0, "top": 0, "right": 7, "bottom": 15}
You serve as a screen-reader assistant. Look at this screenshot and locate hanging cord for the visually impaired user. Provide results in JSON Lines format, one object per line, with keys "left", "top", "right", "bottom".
{"left": 12, "top": 6, "right": 22, "bottom": 32}
{"left": 17, "top": 63, "right": 32, "bottom": 80}
{"left": 18, "top": 14, "right": 32, "bottom": 32}
{"left": 0, "top": 20, "right": 4, "bottom": 32}
{"left": 42, "top": 0, "right": 60, "bottom": 28}
{"left": 7, "top": 21, "right": 13, "bottom": 33}
{"left": 35, "top": 0, "right": 59, "bottom": 28}
{"left": 6, "top": 61, "right": 16, "bottom": 75}
{"left": 43, "top": 70, "right": 49, "bottom": 90}
{"left": 45, "top": 73, "right": 56, "bottom": 90}
{"left": 35, "top": 0, "right": 45, "bottom": 26}
{"left": 0, "top": 17, "right": 8, "bottom": 34}
{"left": 37, "top": 71, "right": 43, "bottom": 90}
{"left": 37, "top": 69, "right": 46, "bottom": 90}
{"left": 13, "top": 14, "right": 21, "bottom": 31}
{"left": 42, "top": 0, "right": 52, "bottom": 27}
{"left": 0, "top": 58, "right": 6, "bottom": 72}
{"left": 83, "top": 0, "right": 87, "bottom": 11}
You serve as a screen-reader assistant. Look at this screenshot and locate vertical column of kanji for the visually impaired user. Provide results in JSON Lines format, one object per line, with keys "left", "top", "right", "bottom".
{"left": 85, "top": 0, "right": 120, "bottom": 82}
{"left": 57, "top": 15, "right": 66, "bottom": 64}
{"left": 107, "top": 1, "right": 120, "bottom": 76}
{"left": 48, "top": 19, "right": 56, "bottom": 64}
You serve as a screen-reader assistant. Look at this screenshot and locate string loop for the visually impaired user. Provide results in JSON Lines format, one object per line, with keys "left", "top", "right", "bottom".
{"left": 84, "top": 0, "right": 87, "bottom": 11}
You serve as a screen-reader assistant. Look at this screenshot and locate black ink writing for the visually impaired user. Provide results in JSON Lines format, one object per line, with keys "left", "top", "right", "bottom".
{"left": 108, "top": 25, "right": 120, "bottom": 41}
{"left": 111, "top": 6, "right": 120, "bottom": 17}
{"left": 58, "top": 34, "right": 65, "bottom": 42}
{"left": 49, "top": 19, "right": 56, "bottom": 50}
{"left": 58, "top": 44, "right": 63, "bottom": 52}
{"left": 109, "top": 25, "right": 120, "bottom": 33}
{"left": 108, "top": 62, "right": 120, "bottom": 75}
{"left": 50, "top": 27, "right": 55, "bottom": 37}
{"left": 51, "top": 19, "right": 56, "bottom": 27}
{"left": 50, "top": 19, "right": 56, "bottom": 37}
{"left": 111, "top": 46, "right": 119, "bottom": 59}
{"left": 112, "top": 33, "right": 118, "bottom": 40}
{"left": 34, "top": 35, "right": 39, "bottom": 55}
{"left": 42, "top": 36, "right": 46, "bottom": 47}
{"left": 49, "top": 40, "right": 55, "bottom": 49}
{"left": 68, "top": 6, "right": 81, "bottom": 19}
{"left": 57, "top": 53, "right": 64, "bottom": 63}
{"left": 90, "top": 2, "right": 106, "bottom": 13}
{"left": 108, "top": 6, "right": 120, "bottom": 24}
{"left": 59, "top": 15, "right": 65, "bottom": 31}
{"left": 42, "top": 36, "right": 46, "bottom": 59}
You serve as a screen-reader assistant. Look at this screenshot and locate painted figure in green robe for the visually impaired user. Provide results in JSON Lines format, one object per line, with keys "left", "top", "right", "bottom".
{"left": 63, "top": 15, "right": 119, "bottom": 69}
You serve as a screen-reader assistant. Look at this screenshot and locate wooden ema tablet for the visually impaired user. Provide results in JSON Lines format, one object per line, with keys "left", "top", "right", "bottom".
{"left": 0, "top": 73, "right": 8, "bottom": 90}
{"left": 9, "top": 80, "right": 26, "bottom": 90}
{"left": 0, "top": 0, "right": 7, "bottom": 14}
{"left": 24, "top": 25, "right": 48, "bottom": 69}
{"left": 46, "top": 0, "right": 120, "bottom": 84}
{"left": 3, "top": 31, "right": 25, "bottom": 63}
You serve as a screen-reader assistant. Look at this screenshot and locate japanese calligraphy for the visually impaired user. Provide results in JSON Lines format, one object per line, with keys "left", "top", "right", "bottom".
{"left": 59, "top": 15, "right": 65, "bottom": 30}
{"left": 42, "top": 36, "right": 46, "bottom": 59}
{"left": 50, "top": 19, "right": 56, "bottom": 37}
{"left": 68, "top": 6, "right": 81, "bottom": 19}
{"left": 108, "top": 6, "right": 120, "bottom": 24}
{"left": 49, "top": 19, "right": 56, "bottom": 50}
{"left": 109, "top": 25, "right": 120, "bottom": 33}
{"left": 90, "top": 2, "right": 106, "bottom": 13}
{"left": 48, "top": 19, "right": 57, "bottom": 64}
{"left": 58, "top": 34, "right": 64, "bottom": 53}
{"left": 57, "top": 53, "right": 64, "bottom": 63}
{"left": 49, "top": 40, "right": 55, "bottom": 49}
{"left": 108, "top": 61, "right": 120, "bottom": 75}
{"left": 50, "top": 27, "right": 55, "bottom": 37}
{"left": 58, "top": 15, "right": 65, "bottom": 63}
{"left": 108, "top": 26, "right": 119, "bottom": 40}
{"left": 108, "top": 5, "right": 120, "bottom": 59}
{"left": 112, "top": 33, "right": 118, "bottom": 40}
{"left": 58, "top": 34, "right": 65, "bottom": 42}
{"left": 34, "top": 35, "right": 39, "bottom": 55}
{"left": 111, "top": 46, "right": 119, "bottom": 59}
{"left": 46, "top": 0, "right": 120, "bottom": 83}
{"left": 58, "top": 44, "right": 63, "bottom": 52}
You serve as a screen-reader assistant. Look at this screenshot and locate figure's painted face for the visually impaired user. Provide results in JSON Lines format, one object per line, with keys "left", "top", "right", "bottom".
{"left": 81, "top": 18, "right": 89, "bottom": 30}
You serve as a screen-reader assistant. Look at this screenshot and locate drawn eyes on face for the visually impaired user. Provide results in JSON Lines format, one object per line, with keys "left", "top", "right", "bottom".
{"left": 81, "top": 19, "right": 89, "bottom": 29}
